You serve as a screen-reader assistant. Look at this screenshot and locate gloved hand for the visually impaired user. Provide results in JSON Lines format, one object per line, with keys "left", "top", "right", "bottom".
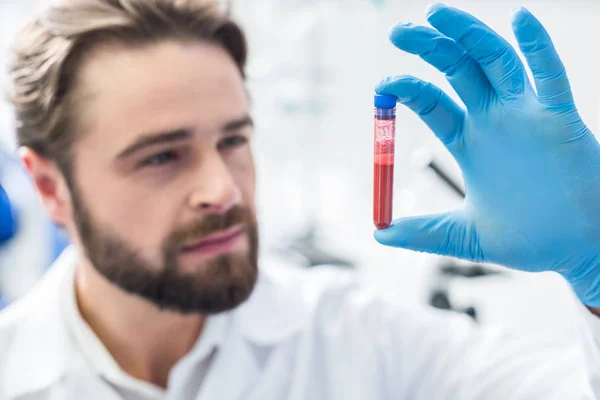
{"left": 0, "top": 184, "right": 17, "bottom": 244}
{"left": 374, "top": 4, "right": 600, "bottom": 307}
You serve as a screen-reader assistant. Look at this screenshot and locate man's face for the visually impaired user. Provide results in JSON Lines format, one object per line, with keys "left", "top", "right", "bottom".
{"left": 66, "top": 40, "right": 258, "bottom": 314}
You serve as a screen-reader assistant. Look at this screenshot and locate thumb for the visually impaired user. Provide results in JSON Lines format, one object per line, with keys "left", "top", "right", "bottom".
{"left": 374, "top": 211, "right": 484, "bottom": 262}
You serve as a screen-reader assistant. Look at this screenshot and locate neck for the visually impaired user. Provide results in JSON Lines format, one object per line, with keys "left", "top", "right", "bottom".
{"left": 74, "top": 259, "right": 205, "bottom": 388}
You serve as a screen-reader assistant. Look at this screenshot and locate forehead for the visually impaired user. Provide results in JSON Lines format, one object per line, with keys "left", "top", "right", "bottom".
{"left": 73, "top": 40, "right": 248, "bottom": 153}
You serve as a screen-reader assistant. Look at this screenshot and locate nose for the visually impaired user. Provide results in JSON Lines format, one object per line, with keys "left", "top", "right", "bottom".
{"left": 188, "top": 154, "right": 241, "bottom": 214}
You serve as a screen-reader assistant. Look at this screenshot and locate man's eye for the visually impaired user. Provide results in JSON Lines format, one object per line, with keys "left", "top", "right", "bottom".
{"left": 140, "top": 151, "right": 180, "bottom": 167}
{"left": 218, "top": 135, "right": 248, "bottom": 151}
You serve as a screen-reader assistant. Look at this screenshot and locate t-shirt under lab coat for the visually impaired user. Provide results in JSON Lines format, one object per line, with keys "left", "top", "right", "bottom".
{"left": 1, "top": 246, "right": 599, "bottom": 399}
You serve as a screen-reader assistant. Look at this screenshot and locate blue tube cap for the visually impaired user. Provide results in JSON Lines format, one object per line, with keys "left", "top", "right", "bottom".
{"left": 374, "top": 94, "right": 397, "bottom": 109}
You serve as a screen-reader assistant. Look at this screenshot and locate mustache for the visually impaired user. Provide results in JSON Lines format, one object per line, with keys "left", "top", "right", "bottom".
{"left": 167, "top": 206, "right": 254, "bottom": 248}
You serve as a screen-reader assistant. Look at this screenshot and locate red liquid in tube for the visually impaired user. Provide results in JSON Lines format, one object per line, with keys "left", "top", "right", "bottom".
{"left": 373, "top": 97, "right": 396, "bottom": 229}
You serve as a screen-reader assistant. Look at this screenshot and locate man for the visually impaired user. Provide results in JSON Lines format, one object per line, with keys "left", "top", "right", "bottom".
{"left": 1, "top": 0, "right": 599, "bottom": 399}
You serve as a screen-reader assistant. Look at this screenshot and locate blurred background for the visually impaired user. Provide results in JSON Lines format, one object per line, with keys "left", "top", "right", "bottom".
{"left": 1, "top": 0, "right": 598, "bottom": 341}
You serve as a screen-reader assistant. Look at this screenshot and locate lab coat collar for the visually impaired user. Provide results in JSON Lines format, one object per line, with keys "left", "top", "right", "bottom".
{"left": 196, "top": 256, "right": 311, "bottom": 399}
{"left": 4, "top": 248, "right": 309, "bottom": 398}
{"left": 233, "top": 254, "right": 310, "bottom": 345}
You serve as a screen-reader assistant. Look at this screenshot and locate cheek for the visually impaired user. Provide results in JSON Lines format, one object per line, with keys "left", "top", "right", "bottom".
{"left": 76, "top": 172, "right": 179, "bottom": 253}
{"left": 115, "top": 192, "right": 184, "bottom": 251}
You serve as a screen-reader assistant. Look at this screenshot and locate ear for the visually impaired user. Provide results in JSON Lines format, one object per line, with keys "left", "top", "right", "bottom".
{"left": 19, "top": 147, "right": 72, "bottom": 226}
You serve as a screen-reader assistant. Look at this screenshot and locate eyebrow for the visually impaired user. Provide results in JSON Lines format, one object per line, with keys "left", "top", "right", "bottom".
{"left": 223, "top": 115, "right": 254, "bottom": 132}
{"left": 116, "top": 115, "right": 254, "bottom": 160}
{"left": 116, "top": 129, "right": 192, "bottom": 160}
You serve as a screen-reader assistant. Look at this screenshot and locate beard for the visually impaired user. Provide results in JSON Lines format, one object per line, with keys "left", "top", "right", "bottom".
{"left": 70, "top": 186, "right": 259, "bottom": 315}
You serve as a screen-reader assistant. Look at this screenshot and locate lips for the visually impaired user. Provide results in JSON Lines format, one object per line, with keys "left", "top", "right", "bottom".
{"left": 181, "top": 225, "right": 245, "bottom": 252}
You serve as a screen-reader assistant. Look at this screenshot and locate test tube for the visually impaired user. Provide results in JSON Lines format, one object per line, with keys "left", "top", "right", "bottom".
{"left": 373, "top": 94, "right": 397, "bottom": 230}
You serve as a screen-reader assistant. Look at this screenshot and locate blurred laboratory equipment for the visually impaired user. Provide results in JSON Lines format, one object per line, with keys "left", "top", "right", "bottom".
{"left": 410, "top": 149, "right": 512, "bottom": 321}
{"left": 0, "top": 183, "right": 17, "bottom": 245}
{"left": 0, "top": 181, "right": 17, "bottom": 309}
{"left": 428, "top": 260, "right": 508, "bottom": 321}
{"left": 242, "top": 0, "right": 382, "bottom": 268}
{"left": 426, "top": 160, "right": 466, "bottom": 198}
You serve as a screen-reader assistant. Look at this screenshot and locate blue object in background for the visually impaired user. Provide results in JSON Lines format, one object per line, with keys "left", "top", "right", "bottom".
{"left": 0, "top": 183, "right": 18, "bottom": 310}
{"left": 0, "top": 184, "right": 17, "bottom": 245}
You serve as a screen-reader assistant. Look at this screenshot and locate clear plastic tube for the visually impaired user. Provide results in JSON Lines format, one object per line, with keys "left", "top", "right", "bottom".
{"left": 373, "top": 95, "right": 396, "bottom": 229}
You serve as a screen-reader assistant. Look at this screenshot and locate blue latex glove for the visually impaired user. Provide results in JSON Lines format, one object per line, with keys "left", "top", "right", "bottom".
{"left": 0, "top": 184, "right": 17, "bottom": 244}
{"left": 374, "top": 4, "right": 600, "bottom": 307}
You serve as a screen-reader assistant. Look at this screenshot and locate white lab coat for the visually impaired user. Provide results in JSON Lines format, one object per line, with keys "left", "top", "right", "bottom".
{"left": 1, "top": 246, "right": 599, "bottom": 400}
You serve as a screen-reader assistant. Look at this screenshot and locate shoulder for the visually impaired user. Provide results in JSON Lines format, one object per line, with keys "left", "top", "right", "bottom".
{"left": 235, "top": 255, "right": 403, "bottom": 344}
{"left": 238, "top": 255, "right": 477, "bottom": 345}
{"left": 0, "top": 250, "right": 75, "bottom": 399}
{"left": 0, "top": 294, "right": 33, "bottom": 359}
{"left": 0, "top": 272, "right": 59, "bottom": 354}
{"left": 261, "top": 255, "right": 370, "bottom": 308}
